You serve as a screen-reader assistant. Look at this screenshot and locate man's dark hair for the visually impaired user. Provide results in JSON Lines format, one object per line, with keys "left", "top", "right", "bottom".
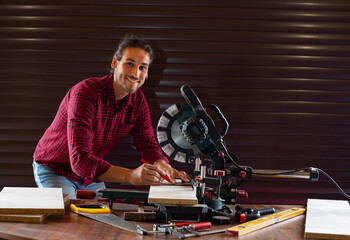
{"left": 114, "top": 34, "right": 154, "bottom": 64}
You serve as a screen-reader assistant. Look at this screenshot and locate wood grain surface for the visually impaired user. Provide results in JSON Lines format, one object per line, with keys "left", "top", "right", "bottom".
{"left": 148, "top": 185, "right": 198, "bottom": 205}
{"left": 304, "top": 199, "right": 350, "bottom": 240}
{"left": 0, "top": 187, "right": 65, "bottom": 215}
{"left": 0, "top": 202, "right": 306, "bottom": 240}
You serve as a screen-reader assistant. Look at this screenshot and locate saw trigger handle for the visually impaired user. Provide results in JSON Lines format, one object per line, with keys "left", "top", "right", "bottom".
{"left": 203, "top": 104, "right": 229, "bottom": 137}
{"left": 180, "top": 85, "right": 204, "bottom": 114}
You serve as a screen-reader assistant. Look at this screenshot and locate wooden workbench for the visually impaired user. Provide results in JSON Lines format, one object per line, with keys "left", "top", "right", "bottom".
{"left": 0, "top": 201, "right": 306, "bottom": 240}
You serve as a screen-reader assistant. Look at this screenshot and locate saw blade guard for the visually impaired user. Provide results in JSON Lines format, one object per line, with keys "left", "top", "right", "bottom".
{"left": 156, "top": 85, "right": 232, "bottom": 166}
{"left": 157, "top": 103, "right": 201, "bottom": 163}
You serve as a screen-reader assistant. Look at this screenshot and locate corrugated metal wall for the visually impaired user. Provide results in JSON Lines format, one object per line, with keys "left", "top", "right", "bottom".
{"left": 0, "top": 0, "right": 349, "bottom": 204}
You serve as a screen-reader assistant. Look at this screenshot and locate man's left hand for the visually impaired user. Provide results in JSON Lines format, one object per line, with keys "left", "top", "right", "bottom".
{"left": 153, "top": 159, "right": 191, "bottom": 184}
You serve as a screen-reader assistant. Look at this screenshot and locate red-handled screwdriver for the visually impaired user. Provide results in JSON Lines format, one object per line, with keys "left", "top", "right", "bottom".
{"left": 156, "top": 221, "right": 211, "bottom": 230}
{"left": 140, "top": 159, "right": 172, "bottom": 183}
{"left": 181, "top": 222, "right": 212, "bottom": 230}
{"left": 153, "top": 222, "right": 212, "bottom": 238}
{"left": 158, "top": 222, "right": 195, "bottom": 228}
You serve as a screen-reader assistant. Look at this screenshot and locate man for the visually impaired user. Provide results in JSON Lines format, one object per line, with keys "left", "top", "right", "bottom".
{"left": 33, "top": 35, "right": 190, "bottom": 198}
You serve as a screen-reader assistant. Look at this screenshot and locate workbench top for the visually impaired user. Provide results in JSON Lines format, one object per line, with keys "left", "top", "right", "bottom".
{"left": 0, "top": 201, "right": 306, "bottom": 240}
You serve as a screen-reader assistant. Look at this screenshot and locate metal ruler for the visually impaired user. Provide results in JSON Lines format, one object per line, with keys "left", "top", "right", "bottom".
{"left": 226, "top": 207, "right": 305, "bottom": 236}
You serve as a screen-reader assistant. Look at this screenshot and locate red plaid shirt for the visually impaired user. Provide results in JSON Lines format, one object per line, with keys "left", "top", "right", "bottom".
{"left": 33, "top": 74, "right": 167, "bottom": 186}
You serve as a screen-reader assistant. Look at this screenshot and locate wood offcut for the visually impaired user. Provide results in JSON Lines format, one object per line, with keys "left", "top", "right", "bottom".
{"left": 0, "top": 187, "right": 65, "bottom": 215}
{"left": 148, "top": 185, "right": 198, "bottom": 206}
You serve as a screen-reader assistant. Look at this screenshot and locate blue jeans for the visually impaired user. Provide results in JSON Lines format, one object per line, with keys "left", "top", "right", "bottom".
{"left": 32, "top": 160, "right": 106, "bottom": 199}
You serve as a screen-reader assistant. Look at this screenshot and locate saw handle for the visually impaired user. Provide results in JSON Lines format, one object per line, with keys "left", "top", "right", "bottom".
{"left": 203, "top": 104, "right": 229, "bottom": 137}
{"left": 180, "top": 85, "right": 222, "bottom": 144}
{"left": 180, "top": 85, "right": 203, "bottom": 114}
{"left": 70, "top": 203, "right": 111, "bottom": 214}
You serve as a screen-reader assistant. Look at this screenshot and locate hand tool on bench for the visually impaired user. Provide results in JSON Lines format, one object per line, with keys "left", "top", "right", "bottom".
{"left": 136, "top": 225, "right": 171, "bottom": 235}
{"left": 235, "top": 204, "right": 275, "bottom": 223}
{"left": 71, "top": 203, "right": 111, "bottom": 214}
{"left": 136, "top": 221, "right": 207, "bottom": 236}
{"left": 70, "top": 203, "right": 139, "bottom": 233}
{"left": 169, "top": 222, "right": 224, "bottom": 239}
{"left": 154, "top": 221, "right": 211, "bottom": 231}
{"left": 163, "top": 222, "right": 213, "bottom": 239}
{"left": 174, "top": 228, "right": 227, "bottom": 239}
{"left": 154, "top": 221, "right": 197, "bottom": 228}
{"left": 137, "top": 221, "right": 213, "bottom": 238}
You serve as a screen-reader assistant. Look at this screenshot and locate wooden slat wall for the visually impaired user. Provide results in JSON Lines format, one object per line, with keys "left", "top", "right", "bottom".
{"left": 0, "top": 0, "right": 349, "bottom": 204}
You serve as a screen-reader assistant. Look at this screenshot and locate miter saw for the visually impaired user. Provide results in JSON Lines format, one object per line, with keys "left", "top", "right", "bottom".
{"left": 156, "top": 85, "right": 320, "bottom": 219}
{"left": 92, "top": 85, "right": 347, "bottom": 226}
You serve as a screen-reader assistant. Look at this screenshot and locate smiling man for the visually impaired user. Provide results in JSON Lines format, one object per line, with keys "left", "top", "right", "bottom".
{"left": 33, "top": 35, "right": 190, "bottom": 198}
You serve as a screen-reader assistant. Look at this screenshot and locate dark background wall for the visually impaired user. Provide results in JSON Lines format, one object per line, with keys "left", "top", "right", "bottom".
{"left": 0, "top": 0, "right": 349, "bottom": 204}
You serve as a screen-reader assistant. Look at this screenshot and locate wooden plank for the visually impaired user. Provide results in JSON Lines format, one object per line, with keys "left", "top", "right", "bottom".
{"left": 0, "top": 187, "right": 65, "bottom": 215}
{"left": 0, "top": 193, "right": 69, "bottom": 223}
{"left": 226, "top": 207, "right": 305, "bottom": 236}
{"left": 304, "top": 199, "right": 350, "bottom": 240}
{"left": 0, "top": 214, "right": 46, "bottom": 223}
{"left": 148, "top": 185, "right": 197, "bottom": 206}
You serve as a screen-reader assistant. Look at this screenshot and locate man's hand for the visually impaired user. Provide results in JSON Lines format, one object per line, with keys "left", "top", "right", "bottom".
{"left": 125, "top": 163, "right": 168, "bottom": 186}
{"left": 153, "top": 159, "right": 191, "bottom": 184}
{"left": 98, "top": 159, "right": 191, "bottom": 186}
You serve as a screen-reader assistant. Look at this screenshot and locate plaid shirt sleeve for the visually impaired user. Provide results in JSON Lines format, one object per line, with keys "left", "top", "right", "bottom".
{"left": 131, "top": 94, "right": 169, "bottom": 164}
{"left": 67, "top": 84, "right": 112, "bottom": 183}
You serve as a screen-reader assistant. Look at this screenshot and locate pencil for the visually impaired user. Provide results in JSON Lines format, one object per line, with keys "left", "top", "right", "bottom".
{"left": 140, "top": 159, "right": 172, "bottom": 183}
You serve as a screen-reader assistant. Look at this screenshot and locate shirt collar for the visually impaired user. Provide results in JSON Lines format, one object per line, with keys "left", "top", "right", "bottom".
{"left": 106, "top": 74, "right": 134, "bottom": 108}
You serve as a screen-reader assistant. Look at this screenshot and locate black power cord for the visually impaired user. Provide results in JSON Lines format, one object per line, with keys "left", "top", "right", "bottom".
{"left": 316, "top": 168, "right": 350, "bottom": 199}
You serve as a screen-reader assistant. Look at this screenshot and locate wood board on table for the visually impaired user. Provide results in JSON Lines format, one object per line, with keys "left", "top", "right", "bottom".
{"left": 0, "top": 187, "right": 65, "bottom": 216}
{"left": 0, "top": 194, "right": 70, "bottom": 223}
{"left": 0, "top": 213, "right": 47, "bottom": 223}
{"left": 304, "top": 198, "right": 350, "bottom": 240}
{"left": 148, "top": 184, "right": 198, "bottom": 205}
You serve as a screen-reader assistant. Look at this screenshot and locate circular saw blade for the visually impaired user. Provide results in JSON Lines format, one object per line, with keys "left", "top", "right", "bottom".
{"left": 156, "top": 103, "right": 200, "bottom": 163}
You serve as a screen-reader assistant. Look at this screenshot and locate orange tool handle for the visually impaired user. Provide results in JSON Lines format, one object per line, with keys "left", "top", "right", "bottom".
{"left": 140, "top": 159, "right": 172, "bottom": 183}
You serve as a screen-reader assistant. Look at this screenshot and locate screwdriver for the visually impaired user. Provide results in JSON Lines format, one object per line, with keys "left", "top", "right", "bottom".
{"left": 155, "top": 221, "right": 212, "bottom": 230}
{"left": 166, "top": 222, "right": 213, "bottom": 239}
{"left": 178, "top": 222, "right": 212, "bottom": 230}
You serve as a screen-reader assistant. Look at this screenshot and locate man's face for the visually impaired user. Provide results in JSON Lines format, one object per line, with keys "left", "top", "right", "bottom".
{"left": 112, "top": 47, "right": 150, "bottom": 95}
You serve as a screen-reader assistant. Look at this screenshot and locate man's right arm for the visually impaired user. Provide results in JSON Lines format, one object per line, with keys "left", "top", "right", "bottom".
{"left": 67, "top": 84, "right": 112, "bottom": 183}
